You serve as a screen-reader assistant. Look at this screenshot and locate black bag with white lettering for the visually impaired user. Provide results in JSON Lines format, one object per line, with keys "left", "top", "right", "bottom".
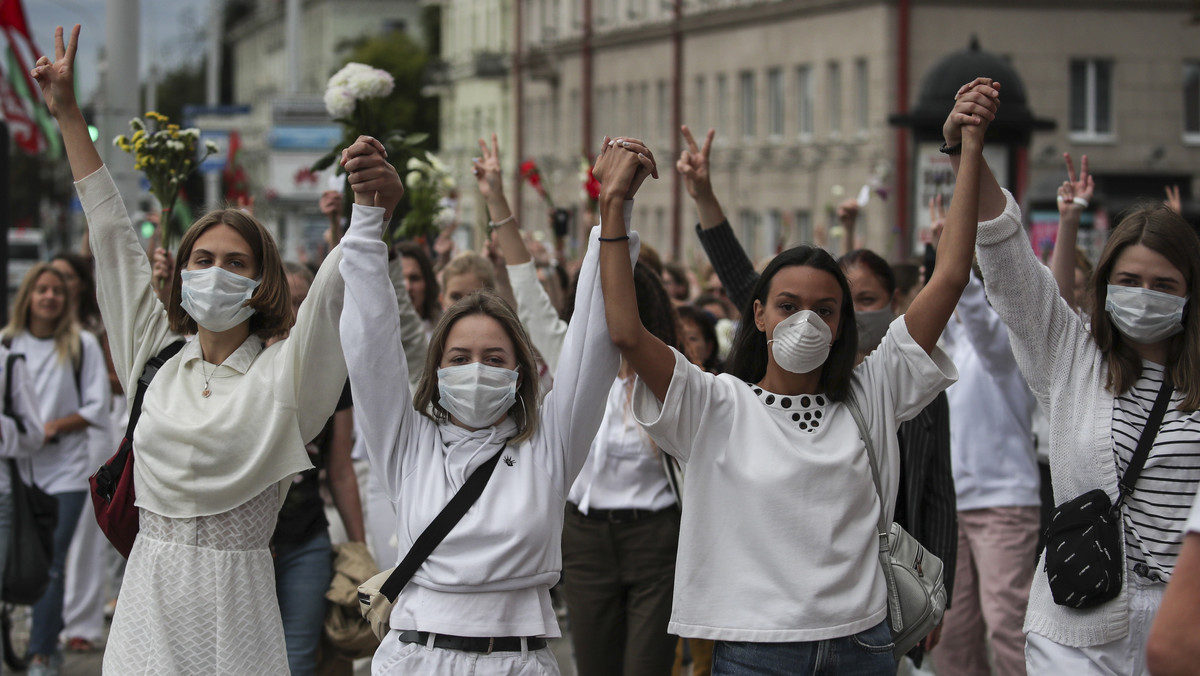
{"left": 1043, "top": 375, "right": 1173, "bottom": 609}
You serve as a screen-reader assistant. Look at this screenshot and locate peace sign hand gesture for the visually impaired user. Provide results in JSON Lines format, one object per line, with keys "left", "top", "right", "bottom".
{"left": 677, "top": 126, "right": 715, "bottom": 201}
{"left": 471, "top": 134, "right": 505, "bottom": 203}
{"left": 1056, "top": 153, "right": 1094, "bottom": 217}
{"left": 31, "top": 25, "right": 80, "bottom": 119}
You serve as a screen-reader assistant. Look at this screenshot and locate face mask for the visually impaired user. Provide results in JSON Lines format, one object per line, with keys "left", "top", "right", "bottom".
{"left": 437, "top": 362, "right": 519, "bottom": 429}
{"left": 180, "top": 267, "right": 261, "bottom": 333}
{"left": 856, "top": 308, "right": 894, "bottom": 354}
{"left": 767, "top": 310, "right": 833, "bottom": 374}
{"left": 1105, "top": 285, "right": 1188, "bottom": 344}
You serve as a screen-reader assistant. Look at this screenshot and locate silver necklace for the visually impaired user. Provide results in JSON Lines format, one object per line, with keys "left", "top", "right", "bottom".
{"left": 200, "top": 360, "right": 215, "bottom": 398}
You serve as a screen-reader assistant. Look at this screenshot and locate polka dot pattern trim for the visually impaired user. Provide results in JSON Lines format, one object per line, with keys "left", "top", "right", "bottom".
{"left": 748, "top": 382, "right": 826, "bottom": 433}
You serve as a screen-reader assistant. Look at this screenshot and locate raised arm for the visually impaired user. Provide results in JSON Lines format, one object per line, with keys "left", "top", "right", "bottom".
{"left": 33, "top": 26, "right": 100, "bottom": 180}
{"left": 599, "top": 138, "right": 676, "bottom": 403}
{"left": 386, "top": 256, "right": 429, "bottom": 393}
{"left": 904, "top": 79, "right": 998, "bottom": 354}
{"left": 472, "top": 135, "right": 568, "bottom": 372}
{"left": 339, "top": 141, "right": 418, "bottom": 494}
{"left": 1050, "top": 153, "right": 1092, "bottom": 309}
{"left": 679, "top": 126, "right": 759, "bottom": 310}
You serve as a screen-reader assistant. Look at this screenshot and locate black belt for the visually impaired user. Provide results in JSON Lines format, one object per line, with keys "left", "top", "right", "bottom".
{"left": 567, "top": 502, "right": 677, "bottom": 524}
{"left": 397, "top": 630, "right": 547, "bottom": 653}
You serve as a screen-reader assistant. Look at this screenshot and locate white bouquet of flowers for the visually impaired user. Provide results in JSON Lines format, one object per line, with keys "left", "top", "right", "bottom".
{"left": 323, "top": 62, "right": 395, "bottom": 119}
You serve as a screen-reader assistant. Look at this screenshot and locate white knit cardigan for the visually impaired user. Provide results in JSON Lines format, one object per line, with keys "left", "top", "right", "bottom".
{"left": 975, "top": 190, "right": 1128, "bottom": 648}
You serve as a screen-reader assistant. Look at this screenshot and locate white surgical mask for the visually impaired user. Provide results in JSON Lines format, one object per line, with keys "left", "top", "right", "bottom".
{"left": 1105, "top": 285, "right": 1188, "bottom": 345}
{"left": 856, "top": 308, "right": 894, "bottom": 354}
{"left": 437, "top": 362, "right": 519, "bottom": 429}
{"left": 767, "top": 310, "right": 832, "bottom": 374}
{"left": 180, "top": 267, "right": 260, "bottom": 333}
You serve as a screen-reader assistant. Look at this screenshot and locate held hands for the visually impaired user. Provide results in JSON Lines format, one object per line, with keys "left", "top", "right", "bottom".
{"left": 677, "top": 126, "right": 715, "bottom": 201}
{"left": 31, "top": 25, "right": 80, "bottom": 119}
{"left": 1057, "top": 153, "right": 1094, "bottom": 217}
{"left": 471, "top": 134, "right": 505, "bottom": 203}
{"left": 943, "top": 78, "right": 1000, "bottom": 149}
{"left": 341, "top": 136, "right": 403, "bottom": 221}
{"left": 593, "top": 136, "right": 658, "bottom": 202}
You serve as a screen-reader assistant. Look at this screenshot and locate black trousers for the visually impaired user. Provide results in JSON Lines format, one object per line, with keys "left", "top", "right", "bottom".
{"left": 561, "top": 504, "right": 680, "bottom": 676}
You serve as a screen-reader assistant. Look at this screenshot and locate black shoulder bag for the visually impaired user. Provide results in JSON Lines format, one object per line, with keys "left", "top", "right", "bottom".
{"left": 1043, "top": 375, "right": 1174, "bottom": 609}
{"left": 357, "top": 442, "right": 508, "bottom": 640}
{"left": 2, "top": 352, "right": 59, "bottom": 605}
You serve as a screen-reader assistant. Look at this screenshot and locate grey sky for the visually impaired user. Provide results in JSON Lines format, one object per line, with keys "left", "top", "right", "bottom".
{"left": 27, "top": 0, "right": 207, "bottom": 102}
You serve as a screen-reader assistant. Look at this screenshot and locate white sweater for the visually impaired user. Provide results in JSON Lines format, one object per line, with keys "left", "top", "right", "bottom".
{"left": 339, "top": 204, "right": 636, "bottom": 637}
{"left": 76, "top": 166, "right": 348, "bottom": 518}
{"left": 976, "top": 189, "right": 1137, "bottom": 647}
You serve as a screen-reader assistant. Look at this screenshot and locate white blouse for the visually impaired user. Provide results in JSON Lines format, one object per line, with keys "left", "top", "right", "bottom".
{"left": 76, "top": 166, "right": 349, "bottom": 518}
{"left": 632, "top": 317, "right": 955, "bottom": 642}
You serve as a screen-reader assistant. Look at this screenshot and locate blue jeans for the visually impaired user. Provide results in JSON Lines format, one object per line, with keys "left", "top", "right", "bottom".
{"left": 0, "top": 490, "right": 13, "bottom": 675}
{"left": 30, "top": 490, "right": 87, "bottom": 657}
{"left": 274, "top": 531, "right": 333, "bottom": 676}
{"left": 712, "top": 620, "right": 895, "bottom": 675}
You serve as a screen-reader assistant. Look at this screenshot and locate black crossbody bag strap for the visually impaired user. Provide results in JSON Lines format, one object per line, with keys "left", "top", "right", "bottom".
{"left": 380, "top": 441, "right": 508, "bottom": 603}
{"left": 5, "top": 352, "right": 26, "bottom": 434}
{"left": 100, "top": 341, "right": 187, "bottom": 493}
{"left": 1116, "top": 374, "right": 1175, "bottom": 508}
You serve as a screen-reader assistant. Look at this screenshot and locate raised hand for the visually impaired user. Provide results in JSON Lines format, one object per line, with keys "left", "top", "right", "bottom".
{"left": 600, "top": 137, "right": 658, "bottom": 201}
{"left": 1057, "top": 153, "right": 1093, "bottom": 217}
{"left": 471, "top": 134, "right": 504, "bottom": 202}
{"left": 928, "top": 193, "right": 947, "bottom": 247}
{"left": 943, "top": 78, "right": 1000, "bottom": 147}
{"left": 677, "top": 126, "right": 715, "bottom": 201}
{"left": 1165, "top": 184, "right": 1183, "bottom": 215}
{"left": 341, "top": 136, "right": 403, "bottom": 220}
{"left": 31, "top": 25, "right": 80, "bottom": 119}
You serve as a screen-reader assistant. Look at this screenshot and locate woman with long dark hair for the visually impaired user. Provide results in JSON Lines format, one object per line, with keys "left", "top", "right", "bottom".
{"left": 598, "top": 80, "right": 996, "bottom": 672}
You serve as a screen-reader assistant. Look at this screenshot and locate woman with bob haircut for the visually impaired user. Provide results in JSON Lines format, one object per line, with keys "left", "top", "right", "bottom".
{"left": 339, "top": 139, "right": 645, "bottom": 675}
{"left": 965, "top": 135, "right": 1200, "bottom": 669}
{"left": 34, "top": 25, "right": 401, "bottom": 673}
{"left": 598, "top": 80, "right": 997, "bottom": 672}
{"left": 3, "top": 262, "right": 109, "bottom": 676}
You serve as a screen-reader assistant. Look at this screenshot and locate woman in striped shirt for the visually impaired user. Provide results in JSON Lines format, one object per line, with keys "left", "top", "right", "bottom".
{"left": 961, "top": 108, "right": 1200, "bottom": 671}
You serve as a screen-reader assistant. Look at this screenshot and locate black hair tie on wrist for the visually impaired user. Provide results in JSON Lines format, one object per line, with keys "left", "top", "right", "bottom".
{"left": 597, "top": 235, "right": 631, "bottom": 242}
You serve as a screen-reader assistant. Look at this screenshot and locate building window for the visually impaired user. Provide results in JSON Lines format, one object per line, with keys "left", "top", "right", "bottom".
{"left": 694, "top": 75, "right": 707, "bottom": 131}
{"left": 767, "top": 67, "right": 784, "bottom": 139}
{"left": 827, "top": 61, "right": 842, "bottom": 138}
{"left": 764, "top": 209, "right": 783, "bottom": 257}
{"left": 1069, "top": 59, "right": 1114, "bottom": 139}
{"left": 855, "top": 58, "right": 869, "bottom": 136}
{"left": 658, "top": 80, "right": 670, "bottom": 142}
{"left": 740, "top": 71, "right": 756, "bottom": 140}
{"left": 1185, "top": 61, "right": 1200, "bottom": 141}
{"left": 794, "top": 209, "right": 813, "bottom": 245}
{"left": 739, "top": 209, "right": 759, "bottom": 260}
{"left": 796, "top": 65, "right": 813, "bottom": 140}
{"left": 716, "top": 74, "right": 729, "bottom": 137}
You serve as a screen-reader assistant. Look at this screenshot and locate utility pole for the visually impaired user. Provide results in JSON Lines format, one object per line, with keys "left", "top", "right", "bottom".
{"left": 513, "top": 0, "right": 524, "bottom": 224}
{"left": 670, "top": 0, "right": 683, "bottom": 260}
{"left": 206, "top": 0, "right": 224, "bottom": 209}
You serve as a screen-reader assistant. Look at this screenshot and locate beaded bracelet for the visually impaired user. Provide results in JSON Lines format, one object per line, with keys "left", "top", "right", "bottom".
{"left": 487, "top": 215, "right": 515, "bottom": 230}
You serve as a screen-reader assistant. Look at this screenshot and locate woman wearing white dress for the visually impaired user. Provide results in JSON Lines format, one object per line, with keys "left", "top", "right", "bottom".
{"left": 339, "top": 141, "right": 645, "bottom": 674}
{"left": 596, "top": 81, "right": 995, "bottom": 673}
{"left": 3, "top": 262, "right": 110, "bottom": 676}
{"left": 33, "top": 25, "right": 401, "bottom": 673}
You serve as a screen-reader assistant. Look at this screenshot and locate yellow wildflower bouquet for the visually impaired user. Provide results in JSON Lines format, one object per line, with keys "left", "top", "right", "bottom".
{"left": 114, "top": 111, "right": 219, "bottom": 247}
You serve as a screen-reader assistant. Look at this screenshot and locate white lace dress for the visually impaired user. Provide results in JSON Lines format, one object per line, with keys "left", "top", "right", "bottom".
{"left": 102, "top": 489, "right": 290, "bottom": 674}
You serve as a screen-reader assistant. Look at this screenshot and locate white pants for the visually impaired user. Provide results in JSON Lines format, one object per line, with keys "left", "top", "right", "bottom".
{"left": 62, "top": 397, "right": 125, "bottom": 642}
{"left": 372, "top": 631, "right": 560, "bottom": 675}
{"left": 1025, "top": 573, "right": 1164, "bottom": 676}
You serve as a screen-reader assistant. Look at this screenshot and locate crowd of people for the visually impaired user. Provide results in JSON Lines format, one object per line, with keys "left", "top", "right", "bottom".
{"left": 5, "top": 22, "right": 1197, "bottom": 676}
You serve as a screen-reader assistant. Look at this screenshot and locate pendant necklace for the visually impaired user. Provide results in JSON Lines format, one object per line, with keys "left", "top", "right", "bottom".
{"left": 200, "top": 360, "right": 215, "bottom": 398}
